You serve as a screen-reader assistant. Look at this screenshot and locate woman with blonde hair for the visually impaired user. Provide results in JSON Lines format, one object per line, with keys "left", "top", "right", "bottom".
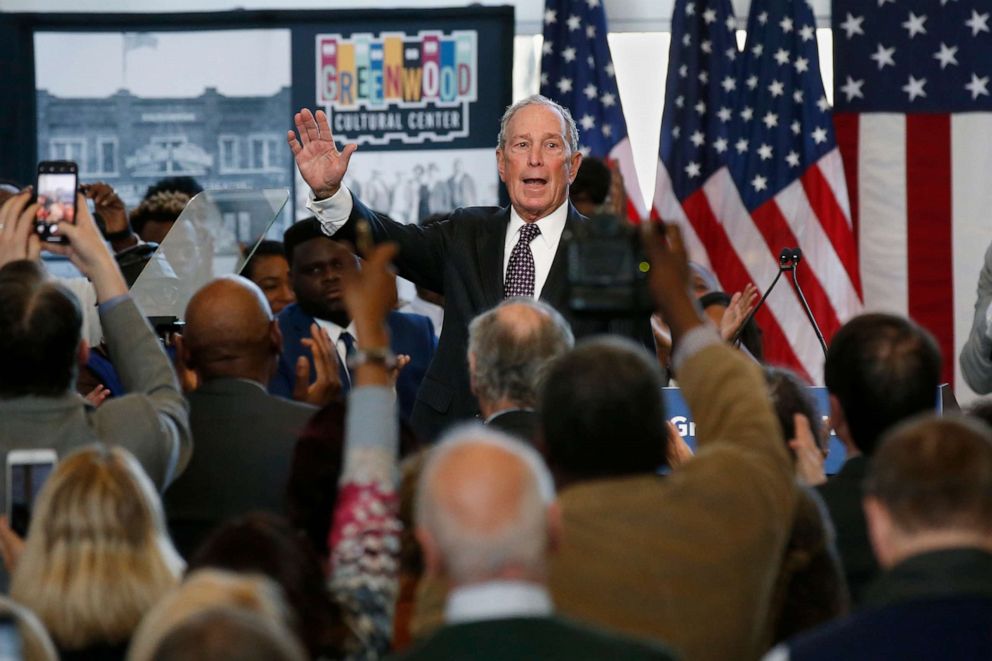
{"left": 9, "top": 445, "right": 183, "bottom": 660}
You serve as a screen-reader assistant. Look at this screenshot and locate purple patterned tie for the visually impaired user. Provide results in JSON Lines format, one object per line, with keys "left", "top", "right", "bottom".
{"left": 504, "top": 223, "right": 542, "bottom": 299}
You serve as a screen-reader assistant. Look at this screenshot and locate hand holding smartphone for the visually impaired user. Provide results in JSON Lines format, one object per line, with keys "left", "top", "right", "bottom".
{"left": 33, "top": 160, "right": 78, "bottom": 244}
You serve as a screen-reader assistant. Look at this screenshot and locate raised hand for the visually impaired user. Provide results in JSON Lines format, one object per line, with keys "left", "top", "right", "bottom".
{"left": 720, "top": 282, "right": 759, "bottom": 342}
{"left": 641, "top": 221, "right": 704, "bottom": 343}
{"left": 293, "top": 323, "right": 343, "bottom": 406}
{"left": 287, "top": 108, "right": 358, "bottom": 200}
{"left": 788, "top": 413, "right": 827, "bottom": 486}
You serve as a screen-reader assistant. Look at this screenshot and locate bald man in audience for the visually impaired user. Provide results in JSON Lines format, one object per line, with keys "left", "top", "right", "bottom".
{"left": 164, "top": 276, "right": 317, "bottom": 557}
{"left": 772, "top": 416, "right": 992, "bottom": 660}
{"left": 467, "top": 298, "right": 573, "bottom": 444}
{"left": 399, "top": 427, "right": 675, "bottom": 661}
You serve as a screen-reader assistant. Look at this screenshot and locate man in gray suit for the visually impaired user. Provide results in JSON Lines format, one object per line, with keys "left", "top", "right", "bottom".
{"left": 0, "top": 190, "right": 191, "bottom": 505}
{"left": 165, "top": 275, "right": 320, "bottom": 557}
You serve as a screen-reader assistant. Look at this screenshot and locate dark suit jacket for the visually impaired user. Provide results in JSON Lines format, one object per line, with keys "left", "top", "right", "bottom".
{"left": 485, "top": 409, "right": 540, "bottom": 447}
{"left": 164, "top": 378, "right": 316, "bottom": 557}
{"left": 269, "top": 303, "right": 436, "bottom": 423}
{"left": 816, "top": 454, "right": 877, "bottom": 604}
{"left": 333, "top": 195, "right": 597, "bottom": 442}
{"left": 785, "top": 548, "right": 992, "bottom": 660}
{"left": 394, "top": 616, "right": 676, "bottom": 661}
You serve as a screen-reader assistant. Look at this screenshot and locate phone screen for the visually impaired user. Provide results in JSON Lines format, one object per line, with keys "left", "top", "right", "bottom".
{"left": 9, "top": 461, "right": 54, "bottom": 537}
{"left": 35, "top": 170, "right": 77, "bottom": 242}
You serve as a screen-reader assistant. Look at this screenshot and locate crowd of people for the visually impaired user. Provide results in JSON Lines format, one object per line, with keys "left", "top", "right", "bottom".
{"left": 0, "top": 93, "right": 988, "bottom": 661}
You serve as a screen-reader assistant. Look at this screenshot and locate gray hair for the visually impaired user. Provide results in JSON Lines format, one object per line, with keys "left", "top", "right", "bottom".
{"left": 497, "top": 94, "right": 580, "bottom": 154}
{"left": 415, "top": 425, "right": 555, "bottom": 584}
{"left": 468, "top": 297, "right": 575, "bottom": 409}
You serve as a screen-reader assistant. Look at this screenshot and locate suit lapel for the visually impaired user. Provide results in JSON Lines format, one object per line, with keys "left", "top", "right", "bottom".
{"left": 540, "top": 205, "right": 585, "bottom": 310}
{"left": 477, "top": 207, "right": 511, "bottom": 308}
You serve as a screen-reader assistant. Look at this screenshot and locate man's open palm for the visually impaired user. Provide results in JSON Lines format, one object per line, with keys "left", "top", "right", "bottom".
{"left": 287, "top": 108, "right": 357, "bottom": 200}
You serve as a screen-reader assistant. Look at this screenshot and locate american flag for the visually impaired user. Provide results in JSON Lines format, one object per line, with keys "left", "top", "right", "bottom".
{"left": 832, "top": 0, "right": 992, "bottom": 400}
{"left": 540, "top": 0, "right": 647, "bottom": 221}
{"left": 654, "top": 0, "right": 861, "bottom": 384}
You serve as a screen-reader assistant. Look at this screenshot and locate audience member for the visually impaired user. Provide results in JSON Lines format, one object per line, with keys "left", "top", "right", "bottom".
{"left": 164, "top": 275, "right": 317, "bottom": 556}
{"left": 129, "top": 191, "right": 190, "bottom": 245}
{"left": 143, "top": 176, "right": 204, "bottom": 202}
{"left": 772, "top": 416, "right": 992, "bottom": 660}
{"left": 399, "top": 426, "right": 675, "bottom": 660}
{"left": 186, "top": 512, "right": 345, "bottom": 658}
{"left": 241, "top": 240, "right": 295, "bottom": 315}
{"left": 960, "top": 241, "right": 992, "bottom": 393}
{"left": 9, "top": 446, "right": 184, "bottom": 660}
{"left": 568, "top": 156, "right": 611, "bottom": 217}
{"left": 0, "top": 191, "right": 191, "bottom": 499}
{"left": 269, "top": 218, "right": 435, "bottom": 421}
{"left": 540, "top": 222, "right": 796, "bottom": 661}
{"left": 819, "top": 313, "right": 941, "bottom": 603}
{"left": 149, "top": 608, "right": 306, "bottom": 661}
{"left": 467, "top": 297, "right": 574, "bottom": 444}
{"left": 127, "top": 569, "right": 293, "bottom": 661}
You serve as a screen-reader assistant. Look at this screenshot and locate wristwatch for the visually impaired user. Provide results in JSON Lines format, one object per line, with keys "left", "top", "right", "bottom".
{"left": 347, "top": 346, "right": 397, "bottom": 370}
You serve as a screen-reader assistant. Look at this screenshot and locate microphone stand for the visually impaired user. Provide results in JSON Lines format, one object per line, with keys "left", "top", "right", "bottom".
{"left": 731, "top": 249, "right": 794, "bottom": 349}
{"left": 787, "top": 249, "right": 828, "bottom": 358}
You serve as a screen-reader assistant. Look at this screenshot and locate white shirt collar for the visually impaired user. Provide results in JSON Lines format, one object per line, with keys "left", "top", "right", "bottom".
{"left": 445, "top": 580, "right": 554, "bottom": 624}
{"left": 506, "top": 200, "right": 569, "bottom": 251}
{"left": 313, "top": 317, "right": 356, "bottom": 344}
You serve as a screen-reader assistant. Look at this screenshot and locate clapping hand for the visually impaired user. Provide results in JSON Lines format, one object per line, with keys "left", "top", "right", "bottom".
{"left": 287, "top": 109, "right": 358, "bottom": 200}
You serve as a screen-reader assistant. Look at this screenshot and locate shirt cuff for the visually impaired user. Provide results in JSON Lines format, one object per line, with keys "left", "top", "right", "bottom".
{"left": 672, "top": 324, "right": 722, "bottom": 373}
{"left": 306, "top": 185, "right": 354, "bottom": 237}
{"left": 97, "top": 293, "right": 130, "bottom": 315}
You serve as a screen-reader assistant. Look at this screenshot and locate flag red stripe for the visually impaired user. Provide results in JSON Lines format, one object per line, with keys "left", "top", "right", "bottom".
{"left": 832, "top": 113, "right": 861, "bottom": 250}
{"left": 800, "top": 163, "right": 863, "bottom": 299}
{"left": 905, "top": 114, "right": 954, "bottom": 386}
{"left": 750, "top": 201, "right": 842, "bottom": 342}
{"left": 681, "top": 189, "right": 812, "bottom": 382}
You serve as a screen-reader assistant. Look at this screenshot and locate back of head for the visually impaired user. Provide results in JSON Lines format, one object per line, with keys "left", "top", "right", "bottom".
{"left": 764, "top": 367, "right": 824, "bottom": 453}
{"left": 129, "top": 191, "right": 190, "bottom": 239}
{"left": 12, "top": 446, "right": 182, "bottom": 651}
{"left": 416, "top": 426, "right": 555, "bottom": 584}
{"left": 127, "top": 569, "right": 292, "bottom": 661}
{"left": 183, "top": 276, "right": 274, "bottom": 380}
{"left": 0, "top": 260, "right": 82, "bottom": 398}
{"left": 540, "top": 336, "right": 668, "bottom": 482}
{"left": 866, "top": 415, "right": 992, "bottom": 535}
{"left": 468, "top": 298, "right": 574, "bottom": 409}
{"left": 825, "top": 313, "right": 941, "bottom": 455}
{"left": 150, "top": 607, "right": 306, "bottom": 661}
{"left": 187, "top": 512, "right": 343, "bottom": 658}
{"left": 144, "top": 176, "right": 203, "bottom": 201}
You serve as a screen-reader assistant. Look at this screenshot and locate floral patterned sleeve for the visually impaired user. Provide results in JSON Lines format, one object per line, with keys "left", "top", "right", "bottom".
{"left": 327, "top": 386, "right": 402, "bottom": 660}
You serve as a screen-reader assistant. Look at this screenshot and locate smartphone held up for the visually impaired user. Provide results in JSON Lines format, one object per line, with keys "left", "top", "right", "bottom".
{"left": 33, "top": 160, "right": 78, "bottom": 244}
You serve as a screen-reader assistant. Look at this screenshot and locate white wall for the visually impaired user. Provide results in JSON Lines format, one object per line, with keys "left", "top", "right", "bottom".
{"left": 0, "top": 0, "right": 833, "bottom": 31}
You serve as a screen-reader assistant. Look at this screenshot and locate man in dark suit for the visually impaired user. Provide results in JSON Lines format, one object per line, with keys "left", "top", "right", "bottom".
{"left": 165, "top": 276, "right": 317, "bottom": 557}
{"left": 775, "top": 415, "right": 992, "bottom": 660}
{"left": 399, "top": 425, "right": 674, "bottom": 661}
{"left": 287, "top": 95, "right": 587, "bottom": 441}
{"left": 817, "top": 313, "right": 941, "bottom": 604}
{"left": 467, "top": 298, "right": 573, "bottom": 445}
{"left": 268, "top": 219, "right": 436, "bottom": 422}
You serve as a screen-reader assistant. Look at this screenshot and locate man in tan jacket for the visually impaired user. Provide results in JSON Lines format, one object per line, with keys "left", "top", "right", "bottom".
{"left": 541, "top": 223, "right": 797, "bottom": 661}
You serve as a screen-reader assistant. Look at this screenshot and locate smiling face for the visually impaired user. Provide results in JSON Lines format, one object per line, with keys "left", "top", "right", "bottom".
{"left": 496, "top": 103, "right": 582, "bottom": 222}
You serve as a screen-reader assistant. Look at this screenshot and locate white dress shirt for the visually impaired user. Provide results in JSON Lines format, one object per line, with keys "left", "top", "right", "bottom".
{"left": 307, "top": 186, "right": 569, "bottom": 299}
{"left": 445, "top": 580, "right": 554, "bottom": 624}
{"left": 314, "top": 317, "right": 356, "bottom": 381}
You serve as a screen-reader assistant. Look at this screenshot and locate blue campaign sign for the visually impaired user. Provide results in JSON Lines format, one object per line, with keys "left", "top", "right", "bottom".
{"left": 664, "top": 386, "right": 846, "bottom": 475}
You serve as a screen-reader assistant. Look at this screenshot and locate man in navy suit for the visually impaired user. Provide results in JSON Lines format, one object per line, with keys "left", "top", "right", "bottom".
{"left": 288, "top": 95, "right": 592, "bottom": 441}
{"left": 269, "top": 218, "right": 436, "bottom": 421}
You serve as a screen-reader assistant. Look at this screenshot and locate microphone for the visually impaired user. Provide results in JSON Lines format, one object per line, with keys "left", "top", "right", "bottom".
{"left": 786, "top": 248, "right": 828, "bottom": 358}
{"left": 731, "top": 247, "right": 795, "bottom": 348}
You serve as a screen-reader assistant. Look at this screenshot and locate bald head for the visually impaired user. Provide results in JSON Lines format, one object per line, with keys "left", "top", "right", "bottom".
{"left": 467, "top": 298, "right": 574, "bottom": 412}
{"left": 183, "top": 276, "right": 279, "bottom": 382}
{"left": 416, "top": 425, "right": 557, "bottom": 585}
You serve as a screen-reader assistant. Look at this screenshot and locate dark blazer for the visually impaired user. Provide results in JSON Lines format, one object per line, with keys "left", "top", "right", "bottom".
{"left": 394, "top": 616, "right": 676, "bottom": 661}
{"left": 269, "top": 303, "right": 436, "bottom": 423}
{"left": 164, "top": 378, "right": 316, "bottom": 558}
{"left": 332, "top": 195, "right": 594, "bottom": 442}
{"left": 485, "top": 409, "right": 540, "bottom": 447}
{"left": 816, "top": 454, "right": 878, "bottom": 604}
{"left": 784, "top": 548, "right": 992, "bottom": 660}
